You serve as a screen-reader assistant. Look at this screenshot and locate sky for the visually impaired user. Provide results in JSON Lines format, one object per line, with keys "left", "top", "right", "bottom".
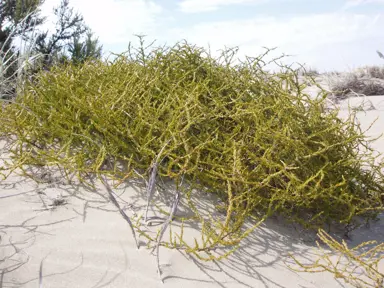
{"left": 39, "top": 0, "right": 384, "bottom": 72}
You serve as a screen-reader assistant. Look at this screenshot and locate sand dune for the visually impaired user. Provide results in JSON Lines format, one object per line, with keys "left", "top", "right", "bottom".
{"left": 1, "top": 95, "right": 383, "bottom": 288}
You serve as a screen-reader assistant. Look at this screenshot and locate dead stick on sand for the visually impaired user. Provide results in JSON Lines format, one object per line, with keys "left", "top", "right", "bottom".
{"left": 144, "top": 139, "right": 171, "bottom": 223}
{"left": 102, "top": 175, "right": 139, "bottom": 249}
{"left": 39, "top": 258, "right": 43, "bottom": 288}
{"left": 153, "top": 175, "right": 184, "bottom": 283}
{"left": 144, "top": 162, "right": 158, "bottom": 223}
{"left": 0, "top": 269, "right": 4, "bottom": 288}
{"left": 38, "top": 253, "right": 51, "bottom": 288}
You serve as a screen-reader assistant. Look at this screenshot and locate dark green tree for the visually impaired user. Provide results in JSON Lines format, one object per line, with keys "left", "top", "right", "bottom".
{"left": 68, "top": 30, "right": 102, "bottom": 64}
{"left": 1, "top": 0, "right": 102, "bottom": 99}
{"left": 0, "top": 0, "right": 44, "bottom": 50}
{"left": 34, "top": 0, "right": 88, "bottom": 67}
{"left": 1, "top": 0, "right": 45, "bottom": 99}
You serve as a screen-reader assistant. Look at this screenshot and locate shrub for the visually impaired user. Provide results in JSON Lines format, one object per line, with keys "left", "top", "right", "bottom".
{"left": 288, "top": 229, "right": 384, "bottom": 288}
{"left": 329, "top": 72, "right": 384, "bottom": 98}
{"left": 0, "top": 39, "right": 383, "bottom": 264}
{"left": 356, "top": 66, "right": 384, "bottom": 80}
{"left": 366, "top": 66, "right": 384, "bottom": 80}
{"left": 297, "top": 66, "right": 320, "bottom": 78}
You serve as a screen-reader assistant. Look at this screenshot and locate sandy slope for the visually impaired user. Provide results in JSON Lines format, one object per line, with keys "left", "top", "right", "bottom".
{"left": 1, "top": 95, "right": 383, "bottom": 288}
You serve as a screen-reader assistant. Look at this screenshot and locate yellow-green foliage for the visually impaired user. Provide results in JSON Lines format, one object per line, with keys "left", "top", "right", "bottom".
{"left": 0, "top": 39, "right": 383, "bottom": 259}
{"left": 288, "top": 229, "right": 384, "bottom": 288}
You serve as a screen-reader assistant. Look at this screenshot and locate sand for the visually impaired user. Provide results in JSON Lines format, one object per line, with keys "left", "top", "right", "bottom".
{"left": 1, "top": 93, "right": 383, "bottom": 288}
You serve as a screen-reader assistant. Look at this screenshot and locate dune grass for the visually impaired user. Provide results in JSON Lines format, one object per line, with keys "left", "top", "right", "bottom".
{"left": 0, "top": 12, "right": 41, "bottom": 101}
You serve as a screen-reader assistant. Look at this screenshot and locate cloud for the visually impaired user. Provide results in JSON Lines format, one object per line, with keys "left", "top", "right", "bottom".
{"left": 38, "top": 1, "right": 384, "bottom": 71}
{"left": 344, "top": 0, "right": 384, "bottom": 9}
{"left": 168, "top": 12, "right": 384, "bottom": 70}
{"left": 40, "top": 0, "right": 164, "bottom": 45}
{"left": 170, "top": 13, "right": 381, "bottom": 51}
{"left": 178, "top": 0, "right": 264, "bottom": 13}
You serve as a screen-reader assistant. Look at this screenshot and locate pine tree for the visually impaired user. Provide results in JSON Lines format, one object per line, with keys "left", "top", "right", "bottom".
{"left": 68, "top": 31, "right": 102, "bottom": 64}
{"left": 0, "top": 0, "right": 44, "bottom": 51}
{"left": 1, "top": 0, "right": 102, "bottom": 98}
{"left": 34, "top": 0, "right": 89, "bottom": 67}
{"left": 0, "top": 0, "right": 44, "bottom": 99}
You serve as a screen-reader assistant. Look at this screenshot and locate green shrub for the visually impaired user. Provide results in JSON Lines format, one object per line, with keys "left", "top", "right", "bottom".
{"left": 288, "top": 229, "right": 384, "bottom": 288}
{"left": 1, "top": 39, "right": 383, "bottom": 260}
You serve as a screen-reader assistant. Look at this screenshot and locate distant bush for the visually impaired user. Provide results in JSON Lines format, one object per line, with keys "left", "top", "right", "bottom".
{"left": 329, "top": 72, "right": 384, "bottom": 98}
{"left": 297, "top": 66, "right": 320, "bottom": 77}
{"left": 1, "top": 39, "right": 383, "bottom": 264}
{"left": 356, "top": 66, "right": 384, "bottom": 80}
{"left": 327, "top": 52, "right": 384, "bottom": 97}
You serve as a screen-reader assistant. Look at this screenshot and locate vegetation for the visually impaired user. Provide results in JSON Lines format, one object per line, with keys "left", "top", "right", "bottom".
{"left": 1, "top": 5, "right": 384, "bottom": 282}
{"left": 356, "top": 66, "right": 384, "bottom": 80}
{"left": 0, "top": 0, "right": 44, "bottom": 99}
{"left": 0, "top": 11, "right": 41, "bottom": 100}
{"left": 0, "top": 0, "right": 44, "bottom": 51}
{"left": 67, "top": 31, "right": 103, "bottom": 65}
{"left": 0, "top": 0, "right": 102, "bottom": 99}
{"left": 1, "top": 38, "right": 383, "bottom": 282}
{"left": 285, "top": 50, "right": 384, "bottom": 288}
{"left": 288, "top": 229, "right": 383, "bottom": 288}
{"left": 328, "top": 52, "right": 384, "bottom": 98}
{"left": 328, "top": 72, "right": 384, "bottom": 98}
{"left": 297, "top": 66, "right": 320, "bottom": 77}
{"left": 33, "top": 0, "right": 102, "bottom": 68}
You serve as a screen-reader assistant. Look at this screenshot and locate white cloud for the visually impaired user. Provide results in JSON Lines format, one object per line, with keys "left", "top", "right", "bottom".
{"left": 178, "top": 0, "right": 264, "bottom": 13}
{"left": 344, "top": 0, "right": 384, "bottom": 9}
{"left": 37, "top": 1, "right": 384, "bottom": 71}
{"left": 170, "top": 13, "right": 380, "bottom": 51}
{"left": 40, "top": 0, "right": 163, "bottom": 45}
{"left": 168, "top": 12, "right": 384, "bottom": 71}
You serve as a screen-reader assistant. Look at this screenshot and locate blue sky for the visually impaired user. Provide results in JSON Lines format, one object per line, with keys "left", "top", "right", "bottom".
{"left": 40, "top": 0, "right": 384, "bottom": 72}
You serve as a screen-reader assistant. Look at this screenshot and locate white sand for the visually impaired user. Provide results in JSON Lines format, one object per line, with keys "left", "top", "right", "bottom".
{"left": 1, "top": 95, "right": 383, "bottom": 288}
